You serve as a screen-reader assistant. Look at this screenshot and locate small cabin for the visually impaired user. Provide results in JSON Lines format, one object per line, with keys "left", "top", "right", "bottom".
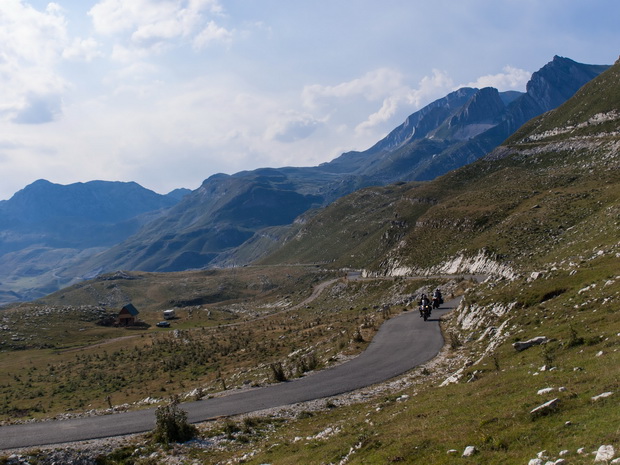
{"left": 163, "top": 309, "right": 176, "bottom": 320}
{"left": 118, "top": 303, "right": 140, "bottom": 326}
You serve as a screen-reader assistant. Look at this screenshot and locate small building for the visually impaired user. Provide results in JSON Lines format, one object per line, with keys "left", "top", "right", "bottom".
{"left": 118, "top": 303, "right": 140, "bottom": 326}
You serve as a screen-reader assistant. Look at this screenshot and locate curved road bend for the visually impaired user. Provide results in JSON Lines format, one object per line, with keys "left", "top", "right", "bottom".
{"left": 0, "top": 298, "right": 461, "bottom": 450}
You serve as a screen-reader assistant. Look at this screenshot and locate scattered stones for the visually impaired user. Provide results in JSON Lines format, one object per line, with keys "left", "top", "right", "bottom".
{"left": 529, "top": 452, "right": 570, "bottom": 465}
{"left": 513, "top": 336, "right": 549, "bottom": 351}
{"left": 530, "top": 398, "right": 560, "bottom": 417}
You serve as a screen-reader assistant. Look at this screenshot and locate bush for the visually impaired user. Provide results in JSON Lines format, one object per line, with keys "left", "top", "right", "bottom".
{"left": 270, "top": 362, "right": 287, "bottom": 382}
{"left": 153, "top": 396, "right": 197, "bottom": 444}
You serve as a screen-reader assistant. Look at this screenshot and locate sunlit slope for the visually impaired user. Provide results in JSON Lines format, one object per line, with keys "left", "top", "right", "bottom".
{"left": 261, "top": 59, "right": 620, "bottom": 275}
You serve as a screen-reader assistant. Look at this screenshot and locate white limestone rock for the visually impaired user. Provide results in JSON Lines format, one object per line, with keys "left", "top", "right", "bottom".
{"left": 595, "top": 445, "right": 615, "bottom": 462}
{"left": 513, "top": 336, "right": 549, "bottom": 351}
{"left": 462, "top": 446, "right": 477, "bottom": 457}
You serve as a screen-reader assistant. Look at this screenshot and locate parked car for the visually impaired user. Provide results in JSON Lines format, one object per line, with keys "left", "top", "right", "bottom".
{"left": 156, "top": 321, "right": 170, "bottom": 328}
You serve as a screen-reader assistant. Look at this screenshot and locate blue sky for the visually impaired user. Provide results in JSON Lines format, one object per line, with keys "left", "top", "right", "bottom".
{"left": 0, "top": 0, "right": 618, "bottom": 200}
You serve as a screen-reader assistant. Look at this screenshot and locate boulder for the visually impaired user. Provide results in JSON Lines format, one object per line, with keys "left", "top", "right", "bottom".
{"left": 462, "top": 446, "right": 477, "bottom": 457}
{"left": 595, "top": 445, "right": 615, "bottom": 462}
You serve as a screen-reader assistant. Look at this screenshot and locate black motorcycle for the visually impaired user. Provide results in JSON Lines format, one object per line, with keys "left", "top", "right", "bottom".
{"left": 419, "top": 303, "right": 432, "bottom": 321}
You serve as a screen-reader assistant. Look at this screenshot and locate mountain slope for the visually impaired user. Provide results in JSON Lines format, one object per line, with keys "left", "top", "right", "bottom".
{"left": 0, "top": 180, "right": 182, "bottom": 251}
{"left": 69, "top": 56, "right": 608, "bottom": 279}
{"left": 235, "top": 56, "right": 620, "bottom": 465}
{"left": 261, "top": 57, "right": 620, "bottom": 278}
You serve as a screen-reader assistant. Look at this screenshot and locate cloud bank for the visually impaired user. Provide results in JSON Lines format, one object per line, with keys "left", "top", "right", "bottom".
{"left": 0, "top": 0, "right": 617, "bottom": 200}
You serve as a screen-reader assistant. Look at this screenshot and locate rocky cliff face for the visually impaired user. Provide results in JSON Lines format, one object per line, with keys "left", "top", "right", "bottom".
{"left": 526, "top": 55, "right": 609, "bottom": 110}
{"left": 447, "top": 87, "right": 506, "bottom": 138}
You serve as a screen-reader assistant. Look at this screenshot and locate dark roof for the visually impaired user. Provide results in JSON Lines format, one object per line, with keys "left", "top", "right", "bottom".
{"left": 121, "top": 303, "right": 139, "bottom": 315}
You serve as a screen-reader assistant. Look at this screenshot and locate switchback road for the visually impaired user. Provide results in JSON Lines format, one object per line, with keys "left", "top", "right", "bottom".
{"left": 0, "top": 297, "right": 461, "bottom": 450}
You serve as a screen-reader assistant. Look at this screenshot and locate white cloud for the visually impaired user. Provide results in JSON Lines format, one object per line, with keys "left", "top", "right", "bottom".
{"left": 356, "top": 69, "right": 454, "bottom": 134}
{"left": 0, "top": 0, "right": 69, "bottom": 123}
{"left": 62, "top": 37, "right": 103, "bottom": 61}
{"left": 265, "top": 112, "right": 324, "bottom": 143}
{"left": 301, "top": 68, "right": 455, "bottom": 136}
{"left": 193, "top": 21, "right": 233, "bottom": 48}
{"left": 88, "top": 0, "right": 232, "bottom": 52}
{"left": 302, "top": 68, "right": 404, "bottom": 110}
{"left": 460, "top": 65, "right": 531, "bottom": 91}
{"left": 12, "top": 93, "right": 63, "bottom": 125}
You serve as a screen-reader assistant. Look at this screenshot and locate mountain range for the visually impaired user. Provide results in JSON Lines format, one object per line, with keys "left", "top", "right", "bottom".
{"left": 1, "top": 53, "right": 618, "bottom": 464}
{"left": 261, "top": 56, "right": 620, "bottom": 278}
{"left": 0, "top": 56, "right": 610, "bottom": 304}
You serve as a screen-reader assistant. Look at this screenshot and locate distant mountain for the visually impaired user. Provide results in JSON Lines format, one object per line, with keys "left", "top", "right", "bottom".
{"left": 0, "top": 180, "right": 182, "bottom": 251}
{"left": 222, "top": 57, "right": 610, "bottom": 267}
{"left": 261, "top": 56, "right": 620, "bottom": 275}
{"left": 69, "top": 56, "right": 608, "bottom": 277}
{"left": 322, "top": 56, "right": 609, "bottom": 186}
{"left": 0, "top": 180, "right": 185, "bottom": 303}
{"left": 1, "top": 56, "right": 610, "bottom": 302}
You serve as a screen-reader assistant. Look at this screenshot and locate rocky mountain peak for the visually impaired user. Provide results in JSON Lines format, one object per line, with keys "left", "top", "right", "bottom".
{"left": 447, "top": 87, "right": 506, "bottom": 137}
{"left": 526, "top": 55, "right": 609, "bottom": 110}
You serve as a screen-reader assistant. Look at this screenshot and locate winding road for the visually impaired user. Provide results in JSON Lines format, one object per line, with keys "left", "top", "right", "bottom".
{"left": 0, "top": 296, "right": 461, "bottom": 450}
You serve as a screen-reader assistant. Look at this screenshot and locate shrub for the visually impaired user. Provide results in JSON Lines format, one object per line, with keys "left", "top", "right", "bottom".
{"left": 223, "top": 418, "right": 240, "bottom": 439}
{"left": 567, "top": 324, "right": 585, "bottom": 348}
{"left": 153, "top": 396, "right": 197, "bottom": 444}
{"left": 270, "top": 362, "right": 287, "bottom": 382}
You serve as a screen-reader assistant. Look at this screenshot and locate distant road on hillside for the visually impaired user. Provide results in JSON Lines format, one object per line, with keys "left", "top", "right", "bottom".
{"left": 0, "top": 295, "right": 463, "bottom": 450}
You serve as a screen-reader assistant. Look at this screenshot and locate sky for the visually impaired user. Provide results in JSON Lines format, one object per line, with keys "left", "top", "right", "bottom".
{"left": 0, "top": 0, "right": 619, "bottom": 200}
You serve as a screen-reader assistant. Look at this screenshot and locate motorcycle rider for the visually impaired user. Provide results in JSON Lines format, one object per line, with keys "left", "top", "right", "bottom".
{"left": 432, "top": 288, "right": 443, "bottom": 308}
{"left": 418, "top": 294, "right": 431, "bottom": 318}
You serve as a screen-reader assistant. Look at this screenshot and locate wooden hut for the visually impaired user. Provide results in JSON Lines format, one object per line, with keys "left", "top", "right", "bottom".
{"left": 118, "top": 303, "right": 139, "bottom": 326}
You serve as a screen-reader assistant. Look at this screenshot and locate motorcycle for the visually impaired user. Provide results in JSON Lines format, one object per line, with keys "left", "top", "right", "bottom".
{"left": 419, "top": 303, "right": 432, "bottom": 321}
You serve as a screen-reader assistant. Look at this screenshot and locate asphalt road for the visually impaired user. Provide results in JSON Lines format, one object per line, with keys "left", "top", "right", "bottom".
{"left": 0, "top": 298, "right": 459, "bottom": 450}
